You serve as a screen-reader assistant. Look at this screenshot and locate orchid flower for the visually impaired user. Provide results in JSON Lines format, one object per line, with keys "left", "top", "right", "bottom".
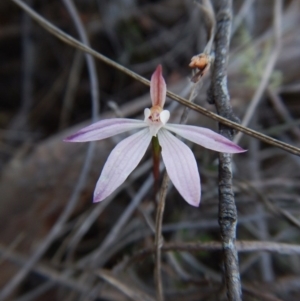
{"left": 65, "top": 65, "right": 245, "bottom": 207}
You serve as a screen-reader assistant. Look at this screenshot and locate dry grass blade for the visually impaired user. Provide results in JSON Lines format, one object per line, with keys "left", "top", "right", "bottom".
{"left": 0, "top": 244, "right": 92, "bottom": 296}
{"left": 154, "top": 172, "right": 169, "bottom": 301}
{"left": 243, "top": 285, "right": 285, "bottom": 301}
{"left": 238, "top": 182, "right": 300, "bottom": 230}
{"left": 95, "top": 269, "right": 156, "bottom": 301}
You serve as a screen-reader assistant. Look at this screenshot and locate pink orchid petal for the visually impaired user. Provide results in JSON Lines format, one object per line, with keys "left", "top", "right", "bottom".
{"left": 94, "top": 128, "right": 151, "bottom": 202}
{"left": 158, "top": 129, "right": 201, "bottom": 207}
{"left": 150, "top": 65, "right": 166, "bottom": 108}
{"left": 64, "top": 118, "right": 146, "bottom": 142}
{"left": 165, "top": 124, "right": 246, "bottom": 153}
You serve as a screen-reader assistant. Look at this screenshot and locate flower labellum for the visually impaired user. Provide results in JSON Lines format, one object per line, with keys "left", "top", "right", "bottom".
{"left": 65, "top": 65, "right": 245, "bottom": 207}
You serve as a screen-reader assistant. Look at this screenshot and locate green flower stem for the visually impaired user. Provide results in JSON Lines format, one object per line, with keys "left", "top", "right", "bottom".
{"left": 151, "top": 136, "right": 161, "bottom": 195}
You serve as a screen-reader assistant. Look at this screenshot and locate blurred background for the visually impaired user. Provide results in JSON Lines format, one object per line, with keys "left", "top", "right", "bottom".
{"left": 0, "top": 0, "right": 300, "bottom": 300}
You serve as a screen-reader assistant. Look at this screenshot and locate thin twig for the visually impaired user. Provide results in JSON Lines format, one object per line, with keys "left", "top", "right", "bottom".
{"left": 10, "top": 0, "right": 300, "bottom": 156}
{"left": 237, "top": 181, "right": 300, "bottom": 230}
{"left": 2, "top": 240, "right": 300, "bottom": 274}
{"left": 267, "top": 88, "right": 300, "bottom": 140}
{"left": 72, "top": 213, "right": 274, "bottom": 271}
{"left": 66, "top": 160, "right": 153, "bottom": 263}
{"left": 242, "top": 286, "right": 284, "bottom": 301}
{"left": 96, "top": 269, "right": 156, "bottom": 301}
{"left": 196, "top": 0, "right": 216, "bottom": 54}
{"left": 154, "top": 173, "right": 169, "bottom": 301}
{"left": 0, "top": 245, "right": 98, "bottom": 299}
{"left": 89, "top": 175, "right": 154, "bottom": 266}
{"left": 211, "top": 0, "right": 242, "bottom": 300}
{"left": 126, "top": 240, "right": 300, "bottom": 267}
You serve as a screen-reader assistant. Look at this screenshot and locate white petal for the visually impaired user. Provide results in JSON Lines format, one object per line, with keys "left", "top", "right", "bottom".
{"left": 158, "top": 129, "right": 201, "bottom": 206}
{"left": 165, "top": 124, "right": 246, "bottom": 153}
{"left": 94, "top": 128, "right": 151, "bottom": 202}
{"left": 64, "top": 118, "right": 146, "bottom": 142}
{"left": 160, "top": 110, "right": 170, "bottom": 125}
{"left": 144, "top": 108, "right": 151, "bottom": 121}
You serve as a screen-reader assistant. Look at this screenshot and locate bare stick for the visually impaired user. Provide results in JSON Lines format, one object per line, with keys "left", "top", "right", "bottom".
{"left": 124, "top": 240, "right": 300, "bottom": 270}
{"left": 96, "top": 269, "right": 156, "bottom": 301}
{"left": 154, "top": 173, "right": 169, "bottom": 301}
{"left": 9, "top": 0, "right": 300, "bottom": 156}
{"left": 211, "top": 0, "right": 242, "bottom": 300}
{"left": 268, "top": 88, "right": 300, "bottom": 140}
{"left": 2, "top": 240, "right": 300, "bottom": 275}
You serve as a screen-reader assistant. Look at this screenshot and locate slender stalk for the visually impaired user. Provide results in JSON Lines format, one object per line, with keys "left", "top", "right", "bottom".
{"left": 211, "top": 0, "right": 242, "bottom": 300}
{"left": 154, "top": 173, "right": 169, "bottom": 301}
{"left": 152, "top": 136, "right": 161, "bottom": 196}
{"left": 153, "top": 80, "right": 199, "bottom": 300}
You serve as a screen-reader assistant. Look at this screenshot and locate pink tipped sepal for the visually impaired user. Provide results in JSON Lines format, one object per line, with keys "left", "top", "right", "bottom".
{"left": 150, "top": 65, "right": 167, "bottom": 108}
